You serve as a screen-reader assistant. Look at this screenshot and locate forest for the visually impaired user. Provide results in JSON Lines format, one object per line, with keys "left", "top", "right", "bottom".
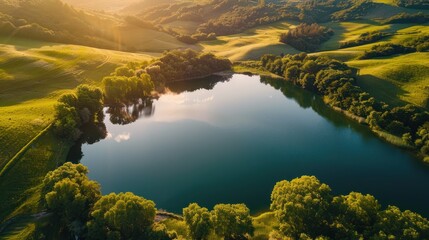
{"left": 279, "top": 23, "right": 334, "bottom": 52}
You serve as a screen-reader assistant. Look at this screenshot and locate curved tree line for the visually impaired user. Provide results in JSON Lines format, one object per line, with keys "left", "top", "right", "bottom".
{"left": 37, "top": 162, "right": 429, "bottom": 239}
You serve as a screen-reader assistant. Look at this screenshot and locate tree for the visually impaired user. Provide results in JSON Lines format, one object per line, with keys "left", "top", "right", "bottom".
{"left": 183, "top": 203, "right": 212, "bottom": 240}
{"left": 87, "top": 192, "right": 156, "bottom": 240}
{"left": 331, "top": 192, "right": 380, "bottom": 239}
{"left": 270, "top": 176, "right": 332, "bottom": 238}
{"left": 43, "top": 163, "right": 101, "bottom": 237}
{"left": 53, "top": 102, "right": 81, "bottom": 140}
{"left": 373, "top": 206, "right": 429, "bottom": 239}
{"left": 211, "top": 204, "right": 254, "bottom": 240}
{"left": 76, "top": 84, "right": 103, "bottom": 116}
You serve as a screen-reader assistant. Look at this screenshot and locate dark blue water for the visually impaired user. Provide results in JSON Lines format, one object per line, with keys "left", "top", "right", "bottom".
{"left": 76, "top": 74, "right": 429, "bottom": 216}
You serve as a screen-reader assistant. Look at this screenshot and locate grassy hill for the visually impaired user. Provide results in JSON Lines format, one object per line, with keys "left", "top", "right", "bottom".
{"left": 0, "top": 37, "right": 153, "bottom": 170}
{"left": 0, "top": 0, "right": 193, "bottom": 52}
{"left": 0, "top": 37, "right": 155, "bottom": 237}
{"left": 61, "top": 0, "right": 140, "bottom": 11}
{"left": 200, "top": 21, "right": 300, "bottom": 61}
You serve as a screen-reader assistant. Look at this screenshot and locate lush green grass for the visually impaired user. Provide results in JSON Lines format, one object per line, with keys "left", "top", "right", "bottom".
{"left": 347, "top": 52, "right": 429, "bottom": 108}
{"left": 201, "top": 21, "right": 300, "bottom": 61}
{"left": 0, "top": 37, "right": 154, "bottom": 168}
{"left": 0, "top": 130, "right": 70, "bottom": 224}
{"left": 0, "top": 38, "right": 155, "bottom": 238}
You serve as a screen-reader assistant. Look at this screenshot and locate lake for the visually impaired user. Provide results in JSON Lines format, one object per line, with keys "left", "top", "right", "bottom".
{"left": 71, "top": 74, "right": 429, "bottom": 216}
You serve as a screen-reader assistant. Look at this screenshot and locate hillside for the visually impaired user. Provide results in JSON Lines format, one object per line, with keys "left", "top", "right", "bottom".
{"left": 0, "top": 0, "right": 193, "bottom": 52}
{"left": 0, "top": 37, "right": 154, "bottom": 169}
{"left": 61, "top": 0, "right": 140, "bottom": 11}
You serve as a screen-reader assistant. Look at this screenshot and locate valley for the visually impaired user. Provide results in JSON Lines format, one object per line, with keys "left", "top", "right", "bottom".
{"left": 1, "top": 0, "right": 429, "bottom": 239}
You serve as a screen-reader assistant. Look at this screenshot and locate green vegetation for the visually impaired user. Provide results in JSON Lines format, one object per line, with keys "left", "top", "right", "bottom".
{"left": 42, "top": 163, "right": 101, "bottom": 237}
{"left": 31, "top": 164, "right": 429, "bottom": 239}
{"left": 142, "top": 49, "right": 232, "bottom": 85}
{"left": 340, "top": 31, "right": 391, "bottom": 48}
{"left": 383, "top": 12, "right": 429, "bottom": 24}
{"left": 2, "top": 1, "right": 429, "bottom": 238}
{"left": 261, "top": 53, "right": 429, "bottom": 161}
{"left": 103, "top": 65, "right": 155, "bottom": 104}
{"left": 359, "top": 43, "right": 415, "bottom": 59}
{"left": 53, "top": 85, "right": 104, "bottom": 141}
{"left": 279, "top": 23, "right": 334, "bottom": 52}
{"left": 87, "top": 192, "right": 157, "bottom": 240}
{"left": 270, "top": 176, "right": 429, "bottom": 239}
{"left": 211, "top": 204, "right": 254, "bottom": 240}
{"left": 395, "top": 0, "right": 429, "bottom": 9}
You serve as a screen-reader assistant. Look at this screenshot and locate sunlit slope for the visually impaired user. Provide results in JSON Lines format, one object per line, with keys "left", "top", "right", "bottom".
{"left": 347, "top": 53, "right": 429, "bottom": 108}
{"left": 62, "top": 0, "right": 139, "bottom": 11}
{"left": 0, "top": 37, "right": 153, "bottom": 168}
{"left": 316, "top": 23, "right": 429, "bottom": 61}
{"left": 201, "top": 21, "right": 300, "bottom": 61}
{"left": 113, "top": 25, "right": 198, "bottom": 52}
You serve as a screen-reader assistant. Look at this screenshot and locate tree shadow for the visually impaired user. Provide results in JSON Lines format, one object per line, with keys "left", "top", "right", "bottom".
{"left": 356, "top": 74, "right": 409, "bottom": 107}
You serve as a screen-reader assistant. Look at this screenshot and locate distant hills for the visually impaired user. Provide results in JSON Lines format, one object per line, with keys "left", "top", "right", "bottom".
{"left": 0, "top": 0, "right": 191, "bottom": 52}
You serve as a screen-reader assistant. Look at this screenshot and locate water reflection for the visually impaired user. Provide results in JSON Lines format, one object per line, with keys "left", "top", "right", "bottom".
{"left": 70, "top": 74, "right": 429, "bottom": 216}
{"left": 67, "top": 121, "right": 108, "bottom": 163}
{"left": 166, "top": 74, "right": 231, "bottom": 94}
{"left": 107, "top": 99, "right": 155, "bottom": 125}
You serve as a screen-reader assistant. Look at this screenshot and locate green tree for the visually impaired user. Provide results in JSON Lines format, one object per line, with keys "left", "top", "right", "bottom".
{"left": 211, "top": 204, "right": 254, "bottom": 240}
{"left": 87, "top": 192, "right": 156, "bottom": 240}
{"left": 183, "top": 203, "right": 212, "bottom": 240}
{"left": 53, "top": 103, "right": 81, "bottom": 140}
{"left": 114, "top": 66, "right": 135, "bottom": 77}
{"left": 331, "top": 192, "right": 380, "bottom": 238}
{"left": 43, "top": 163, "right": 101, "bottom": 237}
{"left": 76, "top": 84, "right": 103, "bottom": 116}
{"left": 373, "top": 206, "right": 429, "bottom": 239}
{"left": 270, "top": 176, "right": 332, "bottom": 238}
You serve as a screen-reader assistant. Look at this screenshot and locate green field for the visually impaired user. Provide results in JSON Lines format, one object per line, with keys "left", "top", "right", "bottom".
{"left": 200, "top": 21, "right": 300, "bottom": 61}
{"left": 0, "top": 37, "right": 154, "bottom": 167}
{"left": 0, "top": 38, "right": 154, "bottom": 235}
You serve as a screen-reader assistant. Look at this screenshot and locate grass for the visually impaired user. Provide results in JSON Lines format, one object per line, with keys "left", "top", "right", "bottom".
{"left": 0, "top": 37, "right": 154, "bottom": 168}
{"left": 0, "top": 37, "right": 155, "bottom": 237}
{"left": 0, "top": 130, "right": 70, "bottom": 224}
{"left": 200, "top": 21, "right": 300, "bottom": 61}
{"left": 347, "top": 52, "right": 429, "bottom": 108}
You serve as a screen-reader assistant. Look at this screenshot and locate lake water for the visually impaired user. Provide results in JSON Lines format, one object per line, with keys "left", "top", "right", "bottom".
{"left": 73, "top": 74, "right": 429, "bottom": 216}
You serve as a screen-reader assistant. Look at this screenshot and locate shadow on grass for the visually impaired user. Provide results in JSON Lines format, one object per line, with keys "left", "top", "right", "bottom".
{"left": 357, "top": 74, "right": 409, "bottom": 107}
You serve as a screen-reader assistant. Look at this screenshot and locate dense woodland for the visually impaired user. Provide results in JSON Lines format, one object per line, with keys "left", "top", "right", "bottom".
{"left": 36, "top": 163, "right": 429, "bottom": 239}
{"left": 279, "top": 23, "right": 334, "bottom": 52}
{"left": 142, "top": 49, "right": 232, "bottom": 85}
{"left": 261, "top": 53, "right": 429, "bottom": 162}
